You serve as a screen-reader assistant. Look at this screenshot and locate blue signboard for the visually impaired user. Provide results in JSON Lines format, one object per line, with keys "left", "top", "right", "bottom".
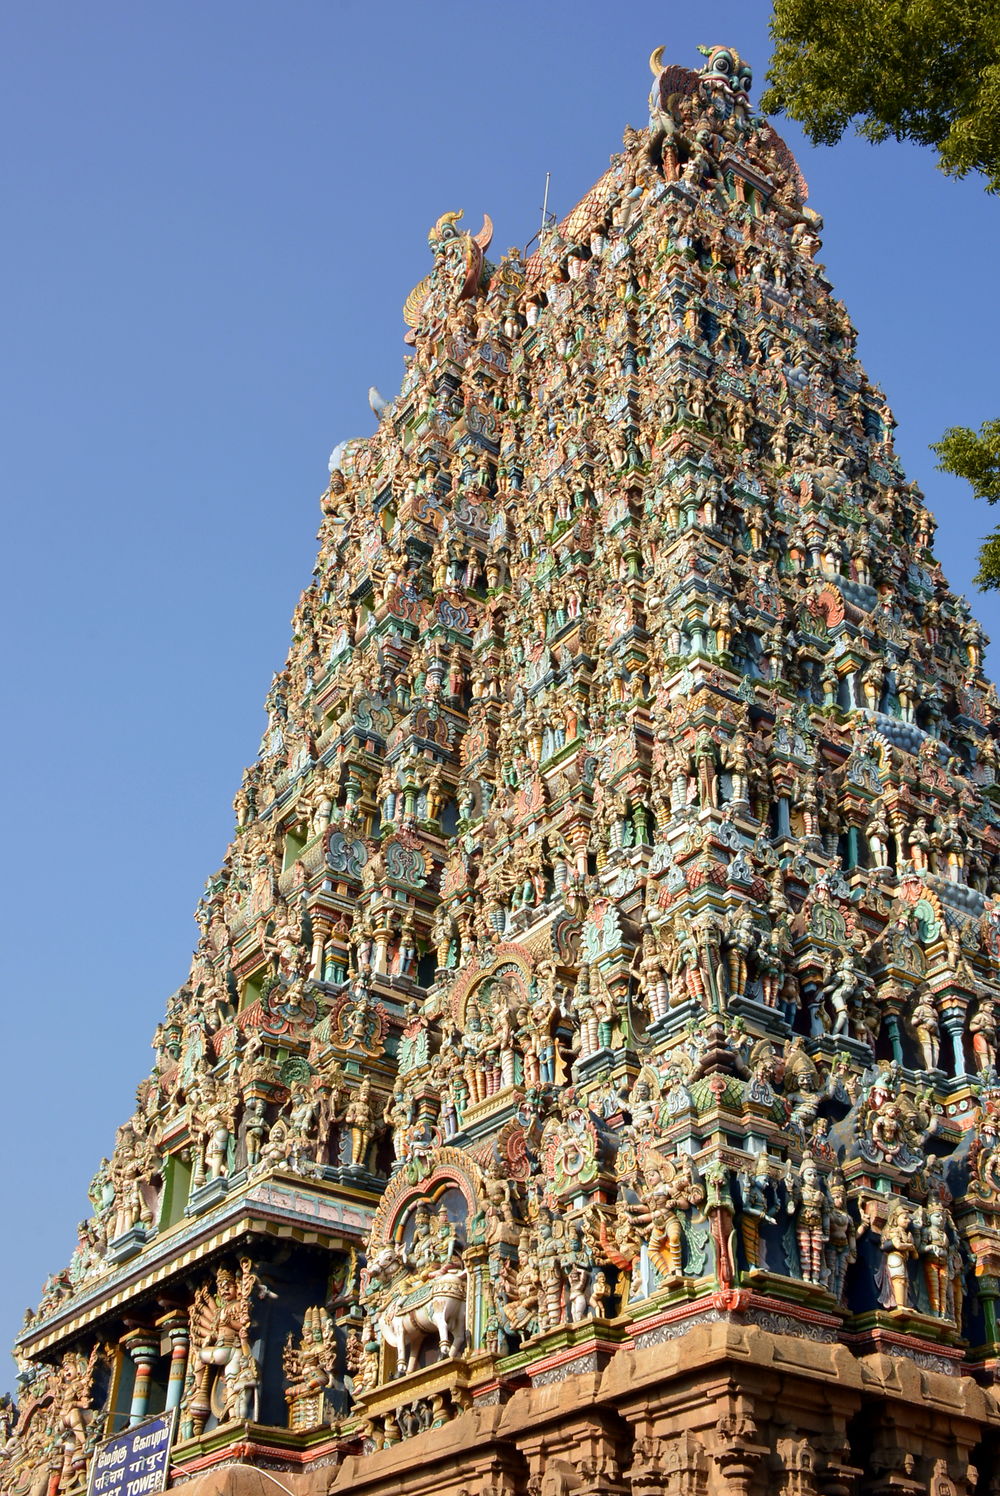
{"left": 87, "top": 1411, "right": 176, "bottom": 1496}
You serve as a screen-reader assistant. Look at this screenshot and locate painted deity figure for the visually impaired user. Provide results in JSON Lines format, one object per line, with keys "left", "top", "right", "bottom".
{"left": 909, "top": 993, "right": 941, "bottom": 1073}
{"left": 825, "top": 1172, "right": 857, "bottom": 1303}
{"left": 637, "top": 922, "right": 670, "bottom": 1021}
{"left": 739, "top": 1152, "right": 775, "bottom": 1272}
{"left": 791, "top": 1157, "right": 830, "bottom": 1287}
{"left": 185, "top": 1259, "right": 258, "bottom": 1438}
{"left": 970, "top": 998, "right": 998, "bottom": 1074}
{"left": 345, "top": 1077, "right": 379, "bottom": 1170}
{"left": 921, "top": 1199, "right": 958, "bottom": 1320}
{"left": 880, "top": 1201, "right": 919, "bottom": 1310}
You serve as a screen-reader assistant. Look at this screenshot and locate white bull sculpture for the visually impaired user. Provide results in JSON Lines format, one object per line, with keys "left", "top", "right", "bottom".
{"left": 377, "top": 1264, "right": 467, "bottom": 1376}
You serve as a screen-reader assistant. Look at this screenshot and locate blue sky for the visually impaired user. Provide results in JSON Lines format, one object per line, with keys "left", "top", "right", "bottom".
{"left": 2, "top": 0, "right": 998, "bottom": 1380}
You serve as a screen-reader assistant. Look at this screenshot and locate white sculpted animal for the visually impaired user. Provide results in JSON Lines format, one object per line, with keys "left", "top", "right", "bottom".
{"left": 371, "top": 1244, "right": 467, "bottom": 1377}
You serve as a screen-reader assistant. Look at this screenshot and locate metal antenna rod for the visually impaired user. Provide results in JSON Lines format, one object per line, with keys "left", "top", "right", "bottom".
{"left": 523, "top": 172, "right": 554, "bottom": 256}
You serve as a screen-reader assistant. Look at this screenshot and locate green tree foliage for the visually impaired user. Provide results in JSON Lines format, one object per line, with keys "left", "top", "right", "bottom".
{"left": 763, "top": 0, "right": 1000, "bottom": 582}
{"left": 761, "top": 0, "right": 1000, "bottom": 191}
{"left": 932, "top": 422, "right": 1000, "bottom": 587}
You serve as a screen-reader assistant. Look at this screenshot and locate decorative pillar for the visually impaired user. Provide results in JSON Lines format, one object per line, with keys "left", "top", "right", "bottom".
{"left": 159, "top": 1313, "right": 189, "bottom": 1412}
{"left": 884, "top": 1011, "right": 906, "bottom": 1067}
{"left": 373, "top": 920, "right": 393, "bottom": 973}
{"left": 939, "top": 1001, "right": 969, "bottom": 1077}
{"left": 977, "top": 1274, "right": 1000, "bottom": 1361}
{"left": 122, "top": 1329, "right": 160, "bottom": 1425}
{"left": 324, "top": 943, "right": 347, "bottom": 984}
{"left": 310, "top": 918, "right": 330, "bottom": 980}
{"left": 626, "top": 1434, "right": 669, "bottom": 1496}
{"left": 713, "top": 1406, "right": 767, "bottom": 1496}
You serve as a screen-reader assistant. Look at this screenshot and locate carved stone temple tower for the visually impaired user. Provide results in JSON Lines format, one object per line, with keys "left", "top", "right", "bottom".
{"left": 10, "top": 41, "right": 1000, "bottom": 1496}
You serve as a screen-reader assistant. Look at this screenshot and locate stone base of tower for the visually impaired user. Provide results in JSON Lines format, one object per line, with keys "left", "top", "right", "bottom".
{"left": 169, "top": 1317, "right": 1000, "bottom": 1496}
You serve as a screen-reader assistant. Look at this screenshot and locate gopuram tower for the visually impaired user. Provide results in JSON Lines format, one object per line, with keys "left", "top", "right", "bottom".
{"left": 9, "top": 42, "right": 1000, "bottom": 1496}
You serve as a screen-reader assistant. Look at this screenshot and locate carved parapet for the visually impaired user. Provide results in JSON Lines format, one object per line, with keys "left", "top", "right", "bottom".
{"left": 496, "top": 1317, "right": 629, "bottom": 1387}
{"left": 460, "top": 1084, "right": 525, "bottom": 1131}
{"left": 353, "top": 1353, "right": 489, "bottom": 1446}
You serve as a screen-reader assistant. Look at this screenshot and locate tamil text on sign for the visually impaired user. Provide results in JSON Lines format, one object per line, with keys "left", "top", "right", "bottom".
{"left": 87, "top": 1411, "right": 175, "bottom": 1496}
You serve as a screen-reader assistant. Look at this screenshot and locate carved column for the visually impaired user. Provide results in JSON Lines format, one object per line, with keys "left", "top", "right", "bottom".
{"left": 159, "top": 1312, "right": 189, "bottom": 1412}
{"left": 813, "top": 1432, "right": 863, "bottom": 1496}
{"left": 938, "top": 997, "right": 969, "bottom": 1076}
{"left": 324, "top": 940, "right": 348, "bottom": 983}
{"left": 310, "top": 918, "right": 331, "bottom": 979}
{"left": 122, "top": 1328, "right": 160, "bottom": 1425}
{"left": 663, "top": 1432, "right": 710, "bottom": 1496}
{"left": 773, "top": 1436, "right": 818, "bottom": 1496}
{"left": 519, "top": 1420, "right": 628, "bottom": 1496}
{"left": 627, "top": 1434, "right": 669, "bottom": 1496}
{"left": 712, "top": 1407, "right": 767, "bottom": 1496}
{"left": 373, "top": 916, "right": 393, "bottom": 974}
{"left": 882, "top": 1009, "right": 906, "bottom": 1067}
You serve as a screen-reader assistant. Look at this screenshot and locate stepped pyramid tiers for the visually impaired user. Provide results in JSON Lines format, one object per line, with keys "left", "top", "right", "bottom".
{"left": 10, "top": 38, "right": 1000, "bottom": 1496}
